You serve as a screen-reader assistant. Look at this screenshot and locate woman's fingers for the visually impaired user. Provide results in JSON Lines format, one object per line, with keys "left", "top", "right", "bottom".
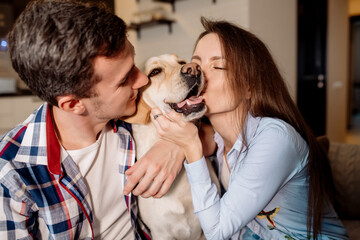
{"left": 151, "top": 108, "right": 172, "bottom": 132}
{"left": 151, "top": 107, "right": 199, "bottom": 148}
{"left": 151, "top": 108, "right": 164, "bottom": 122}
{"left": 150, "top": 107, "right": 203, "bottom": 163}
{"left": 151, "top": 107, "right": 183, "bottom": 121}
{"left": 151, "top": 108, "right": 164, "bottom": 133}
{"left": 164, "top": 108, "right": 183, "bottom": 122}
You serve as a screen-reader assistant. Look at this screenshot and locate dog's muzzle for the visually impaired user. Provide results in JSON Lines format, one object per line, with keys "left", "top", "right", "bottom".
{"left": 181, "top": 62, "right": 202, "bottom": 88}
{"left": 168, "top": 63, "right": 205, "bottom": 117}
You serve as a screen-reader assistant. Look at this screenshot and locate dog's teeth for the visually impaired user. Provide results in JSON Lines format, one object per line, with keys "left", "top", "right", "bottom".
{"left": 186, "top": 100, "right": 191, "bottom": 106}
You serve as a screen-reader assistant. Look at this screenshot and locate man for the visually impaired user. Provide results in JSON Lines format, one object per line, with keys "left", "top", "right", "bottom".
{"left": 0, "top": 0, "right": 183, "bottom": 239}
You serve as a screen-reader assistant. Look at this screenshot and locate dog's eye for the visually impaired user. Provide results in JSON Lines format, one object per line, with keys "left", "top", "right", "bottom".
{"left": 148, "top": 68, "right": 162, "bottom": 78}
{"left": 178, "top": 61, "right": 186, "bottom": 65}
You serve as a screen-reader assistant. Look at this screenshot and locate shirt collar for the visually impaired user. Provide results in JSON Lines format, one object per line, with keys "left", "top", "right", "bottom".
{"left": 45, "top": 108, "right": 132, "bottom": 175}
{"left": 215, "top": 112, "right": 261, "bottom": 155}
{"left": 46, "top": 104, "right": 62, "bottom": 175}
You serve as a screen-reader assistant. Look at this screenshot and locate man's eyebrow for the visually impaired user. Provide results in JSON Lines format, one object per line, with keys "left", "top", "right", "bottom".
{"left": 118, "top": 64, "right": 135, "bottom": 86}
{"left": 125, "top": 64, "right": 135, "bottom": 79}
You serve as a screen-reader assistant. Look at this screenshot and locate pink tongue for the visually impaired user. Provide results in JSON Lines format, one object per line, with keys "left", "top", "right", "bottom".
{"left": 176, "top": 96, "right": 203, "bottom": 108}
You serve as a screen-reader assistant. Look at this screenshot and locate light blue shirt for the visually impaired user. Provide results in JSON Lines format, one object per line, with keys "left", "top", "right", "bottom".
{"left": 184, "top": 114, "right": 348, "bottom": 240}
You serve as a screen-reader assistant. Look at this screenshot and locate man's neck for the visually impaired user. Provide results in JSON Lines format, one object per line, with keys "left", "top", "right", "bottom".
{"left": 51, "top": 106, "right": 108, "bottom": 150}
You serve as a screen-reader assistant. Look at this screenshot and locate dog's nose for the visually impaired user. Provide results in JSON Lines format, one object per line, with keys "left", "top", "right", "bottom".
{"left": 181, "top": 63, "right": 201, "bottom": 78}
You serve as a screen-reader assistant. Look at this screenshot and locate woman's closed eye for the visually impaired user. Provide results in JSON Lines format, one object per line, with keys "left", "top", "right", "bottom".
{"left": 212, "top": 59, "right": 226, "bottom": 70}
{"left": 213, "top": 65, "right": 227, "bottom": 70}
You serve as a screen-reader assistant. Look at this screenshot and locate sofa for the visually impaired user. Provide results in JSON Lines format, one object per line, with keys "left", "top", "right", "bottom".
{"left": 318, "top": 136, "right": 360, "bottom": 240}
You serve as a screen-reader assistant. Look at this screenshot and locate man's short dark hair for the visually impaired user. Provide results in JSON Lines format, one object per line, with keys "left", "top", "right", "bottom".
{"left": 7, "top": 0, "right": 127, "bottom": 106}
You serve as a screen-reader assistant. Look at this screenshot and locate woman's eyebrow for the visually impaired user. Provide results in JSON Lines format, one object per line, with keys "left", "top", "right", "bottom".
{"left": 191, "top": 55, "right": 224, "bottom": 61}
{"left": 210, "top": 56, "right": 225, "bottom": 61}
{"left": 191, "top": 55, "right": 201, "bottom": 61}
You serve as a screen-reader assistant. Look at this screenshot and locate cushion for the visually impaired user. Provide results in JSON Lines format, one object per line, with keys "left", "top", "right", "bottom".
{"left": 341, "top": 220, "right": 360, "bottom": 240}
{"left": 328, "top": 141, "right": 360, "bottom": 219}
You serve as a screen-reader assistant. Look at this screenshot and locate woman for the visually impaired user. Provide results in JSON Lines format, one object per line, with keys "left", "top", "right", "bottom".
{"left": 151, "top": 18, "right": 348, "bottom": 239}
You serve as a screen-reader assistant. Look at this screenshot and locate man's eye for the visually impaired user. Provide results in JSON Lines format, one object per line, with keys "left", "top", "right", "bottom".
{"left": 148, "top": 68, "right": 162, "bottom": 78}
{"left": 214, "top": 67, "right": 225, "bottom": 70}
{"left": 178, "top": 61, "right": 186, "bottom": 65}
{"left": 120, "top": 77, "right": 129, "bottom": 85}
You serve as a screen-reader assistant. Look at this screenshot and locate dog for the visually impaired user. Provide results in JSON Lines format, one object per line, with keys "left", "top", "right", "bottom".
{"left": 126, "top": 54, "right": 219, "bottom": 240}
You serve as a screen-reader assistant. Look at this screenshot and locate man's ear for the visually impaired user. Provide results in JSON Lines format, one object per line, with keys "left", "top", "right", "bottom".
{"left": 57, "top": 95, "right": 86, "bottom": 114}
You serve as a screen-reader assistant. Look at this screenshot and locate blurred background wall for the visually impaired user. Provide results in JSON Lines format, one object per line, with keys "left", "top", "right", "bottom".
{"left": 116, "top": 0, "right": 355, "bottom": 143}
{"left": 0, "top": 0, "right": 359, "bottom": 145}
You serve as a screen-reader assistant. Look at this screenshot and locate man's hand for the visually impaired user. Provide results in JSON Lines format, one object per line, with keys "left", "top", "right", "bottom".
{"left": 123, "top": 139, "right": 185, "bottom": 198}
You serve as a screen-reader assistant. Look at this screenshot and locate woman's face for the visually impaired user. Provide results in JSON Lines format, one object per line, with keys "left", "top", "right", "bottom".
{"left": 191, "top": 33, "right": 238, "bottom": 117}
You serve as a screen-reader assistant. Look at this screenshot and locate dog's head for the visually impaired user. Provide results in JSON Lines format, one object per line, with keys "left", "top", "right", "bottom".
{"left": 142, "top": 54, "right": 206, "bottom": 121}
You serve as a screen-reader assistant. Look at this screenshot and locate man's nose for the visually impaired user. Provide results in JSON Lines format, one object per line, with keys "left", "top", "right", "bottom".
{"left": 133, "top": 67, "right": 149, "bottom": 89}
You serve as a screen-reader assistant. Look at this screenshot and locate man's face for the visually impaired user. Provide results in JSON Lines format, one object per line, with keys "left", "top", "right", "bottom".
{"left": 85, "top": 40, "right": 148, "bottom": 122}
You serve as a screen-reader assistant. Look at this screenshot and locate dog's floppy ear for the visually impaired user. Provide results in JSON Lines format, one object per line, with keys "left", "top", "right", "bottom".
{"left": 120, "top": 97, "right": 152, "bottom": 124}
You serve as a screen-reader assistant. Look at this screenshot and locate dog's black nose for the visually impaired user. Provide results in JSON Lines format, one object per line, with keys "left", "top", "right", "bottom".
{"left": 181, "top": 63, "right": 201, "bottom": 78}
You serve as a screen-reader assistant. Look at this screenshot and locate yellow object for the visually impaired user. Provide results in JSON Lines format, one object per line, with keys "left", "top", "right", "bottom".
{"left": 121, "top": 97, "right": 152, "bottom": 124}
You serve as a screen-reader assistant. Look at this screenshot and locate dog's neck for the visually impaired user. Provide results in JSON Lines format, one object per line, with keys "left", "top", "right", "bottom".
{"left": 120, "top": 97, "right": 152, "bottom": 124}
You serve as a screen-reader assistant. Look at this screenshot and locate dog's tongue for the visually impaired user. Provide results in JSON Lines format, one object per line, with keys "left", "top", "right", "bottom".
{"left": 177, "top": 96, "right": 203, "bottom": 108}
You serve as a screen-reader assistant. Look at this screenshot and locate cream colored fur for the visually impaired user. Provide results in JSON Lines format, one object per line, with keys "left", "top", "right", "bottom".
{"left": 132, "top": 54, "right": 219, "bottom": 240}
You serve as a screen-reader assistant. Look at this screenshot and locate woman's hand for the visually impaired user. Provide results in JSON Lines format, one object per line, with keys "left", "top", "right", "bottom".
{"left": 151, "top": 107, "right": 203, "bottom": 163}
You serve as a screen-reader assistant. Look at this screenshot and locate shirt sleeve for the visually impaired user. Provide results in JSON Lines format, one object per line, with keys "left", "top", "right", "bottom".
{"left": 184, "top": 125, "right": 305, "bottom": 240}
{"left": 0, "top": 183, "right": 36, "bottom": 239}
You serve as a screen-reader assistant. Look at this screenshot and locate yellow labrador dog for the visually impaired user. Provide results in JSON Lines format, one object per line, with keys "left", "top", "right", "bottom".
{"left": 128, "top": 54, "right": 219, "bottom": 240}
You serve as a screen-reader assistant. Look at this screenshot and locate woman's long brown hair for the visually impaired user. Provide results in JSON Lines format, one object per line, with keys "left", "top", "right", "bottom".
{"left": 196, "top": 17, "right": 334, "bottom": 239}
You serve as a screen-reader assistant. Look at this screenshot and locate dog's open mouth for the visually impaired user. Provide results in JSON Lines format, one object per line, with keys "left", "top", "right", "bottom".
{"left": 168, "top": 86, "right": 205, "bottom": 116}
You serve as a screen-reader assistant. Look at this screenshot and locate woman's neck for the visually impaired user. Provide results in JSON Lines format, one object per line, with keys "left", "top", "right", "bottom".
{"left": 208, "top": 112, "right": 241, "bottom": 154}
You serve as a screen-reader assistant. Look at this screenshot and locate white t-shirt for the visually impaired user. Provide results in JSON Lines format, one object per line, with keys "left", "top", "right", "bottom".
{"left": 61, "top": 124, "right": 133, "bottom": 240}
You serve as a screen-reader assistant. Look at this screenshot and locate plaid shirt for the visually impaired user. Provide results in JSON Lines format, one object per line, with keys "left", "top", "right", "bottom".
{"left": 0, "top": 103, "right": 151, "bottom": 239}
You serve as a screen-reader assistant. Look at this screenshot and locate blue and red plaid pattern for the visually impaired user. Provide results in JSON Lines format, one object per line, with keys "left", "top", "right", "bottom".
{"left": 0, "top": 103, "right": 151, "bottom": 239}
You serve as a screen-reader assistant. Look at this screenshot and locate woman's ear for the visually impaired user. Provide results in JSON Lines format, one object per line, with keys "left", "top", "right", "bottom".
{"left": 57, "top": 95, "right": 86, "bottom": 115}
